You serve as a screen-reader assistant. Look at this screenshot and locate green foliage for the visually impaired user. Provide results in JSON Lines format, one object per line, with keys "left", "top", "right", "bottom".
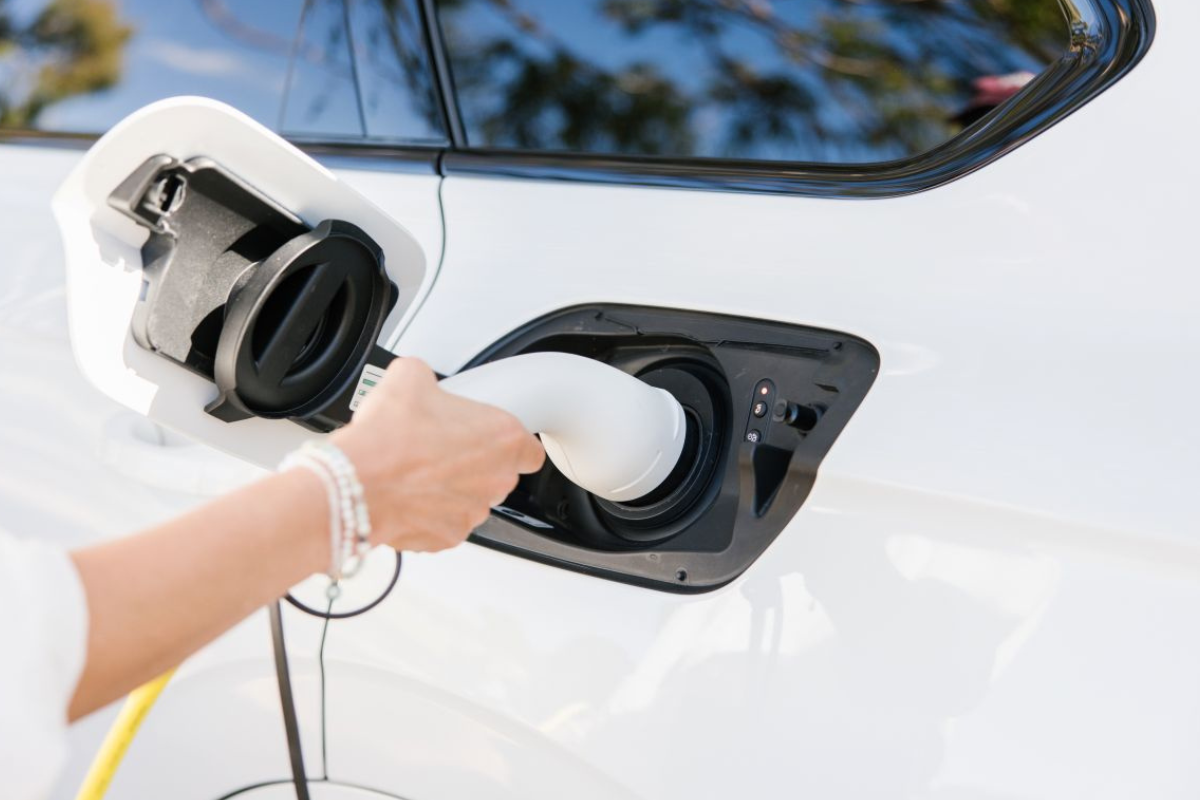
{"left": 441, "top": 0, "right": 1070, "bottom": 161}
{"left": 0, "top": 0, "right": 133, "bottom": 128}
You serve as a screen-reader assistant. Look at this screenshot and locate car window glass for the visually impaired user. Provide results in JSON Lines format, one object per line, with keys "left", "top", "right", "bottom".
{"left": 0, "top": 0, "right": 446, "bottom": 144}
{"left": 348, "top": 0, "right": 446, "bottom": 143}
{"left": 434, "top": 0, "right": 1069, "bottom": 164}
{"left": 0, "top": 0, "right": 296, "bottom": 134}
{"left": 282, "top": 0, "right": 362, "bottom": 138}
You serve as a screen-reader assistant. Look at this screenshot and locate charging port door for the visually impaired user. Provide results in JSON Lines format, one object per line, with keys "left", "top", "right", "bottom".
{"left": 53, "top": 97, "right": 435, "bottom": 467}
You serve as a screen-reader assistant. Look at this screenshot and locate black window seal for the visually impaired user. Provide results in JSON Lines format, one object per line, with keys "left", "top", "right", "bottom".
{"left": 0, "top": 0, "right": 1155, "bottom": 198}
{"left": 417, "top": 0, "right": 466, "bottom": 149}
{"left": 0, "top": 128, "right": 446, "bottom": 174}
{"left": 432, "top": 0, "right": 1156, "bottom": 198}
{"left": 0, "top": 130, "right": 96, "bottom": 150}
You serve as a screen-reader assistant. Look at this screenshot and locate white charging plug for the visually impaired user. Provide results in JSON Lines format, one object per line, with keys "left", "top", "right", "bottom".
{"left": 439, "top": 352, "right": 687, "bottom": 502}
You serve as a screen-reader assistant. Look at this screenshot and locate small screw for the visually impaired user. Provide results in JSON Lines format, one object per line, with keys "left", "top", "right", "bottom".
{"left": 746, "top": 429, "right": 762, "bottom": 444}
{"left": 675, "top": 569, "right": 688, "bottom": 582}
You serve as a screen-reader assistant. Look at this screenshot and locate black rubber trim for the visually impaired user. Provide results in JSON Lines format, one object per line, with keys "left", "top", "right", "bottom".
{"left": 435, "top": 0, "right": 1155, "bottom": 198}
{"left": 0, "top": 130, "right": 94, "bottom": 149}
{"left": 0, "top": 129, "right": 444, "bottom": 173}
{"left": 269, "top": 601, "right": 311, "bottom": 800}
{"left": 275, "top": 141, "right": 443, "bottom": 172}
{"left": 0, "top": 0, "right": 1153, "bottom": 198}
{"left": 417, "top": 0, "right": 466, "bottom": 148}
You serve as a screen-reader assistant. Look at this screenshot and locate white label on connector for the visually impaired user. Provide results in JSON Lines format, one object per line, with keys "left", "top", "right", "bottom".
{"left": 349, "top": 364, "right": 387, "bottom": 412}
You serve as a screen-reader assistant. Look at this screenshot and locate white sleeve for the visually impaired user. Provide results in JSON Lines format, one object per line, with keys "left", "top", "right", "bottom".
{"left": 0, "top": 532, "right": 90, "bottom": 800}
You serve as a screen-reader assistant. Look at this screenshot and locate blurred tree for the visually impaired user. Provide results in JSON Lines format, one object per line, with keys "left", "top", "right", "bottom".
{"left": 0, "top": 0, "right": 1067, "bottom": 160}
{"left": 0, "top": 0, "right": 132, "bottom": 127}
{"left": 435, "top": 0, "right": 1069, "bottom": 161}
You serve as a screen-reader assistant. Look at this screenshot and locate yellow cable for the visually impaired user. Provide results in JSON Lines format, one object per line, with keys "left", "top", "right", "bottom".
{"left": 74, "top": 669, "right": 176, "bottom": 800}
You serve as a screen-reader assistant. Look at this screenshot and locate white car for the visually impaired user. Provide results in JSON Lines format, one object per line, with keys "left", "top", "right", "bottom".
{"left": 2, "top": 0, "right": 1195, "bottom": 798}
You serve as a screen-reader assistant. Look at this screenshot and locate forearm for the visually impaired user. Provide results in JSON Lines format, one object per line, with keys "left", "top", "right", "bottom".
{"left": 63, "top": 358, "right": 545, "bottom": 721}
{"left": 68, "top": 468, "right": 328, "bottom": 720}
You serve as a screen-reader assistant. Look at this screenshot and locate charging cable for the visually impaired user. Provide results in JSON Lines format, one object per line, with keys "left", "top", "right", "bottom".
{"left": 74, "top": 441, "right": 393, "bottom": 798}
{"left": 72, "top": 669, "right": 176, "bottom": 800}
{"left": 285, "top": 550, "right": 402, "bottom": 620}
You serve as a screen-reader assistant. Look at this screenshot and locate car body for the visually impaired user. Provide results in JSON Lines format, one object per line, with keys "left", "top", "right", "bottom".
{"left": 1, "top": 0, "right": 1197, "bottom": 798}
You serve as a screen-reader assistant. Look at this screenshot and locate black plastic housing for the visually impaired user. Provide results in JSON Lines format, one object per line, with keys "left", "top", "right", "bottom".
{"left": 109, "top": 155, "right": 398, "bottom": 432}
{"left": 468, "top": 305, "right": 879, "bottom": 593}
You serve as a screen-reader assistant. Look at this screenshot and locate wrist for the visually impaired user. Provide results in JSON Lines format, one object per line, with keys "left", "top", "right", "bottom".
{"left": 329, "top": 428, "right": 395, "bottom": 548}
{"left": 277, "top": 466, "right": 333, "bottom": 575}
{"left": 281, "top": 439, "right": 375, "bottom": 578}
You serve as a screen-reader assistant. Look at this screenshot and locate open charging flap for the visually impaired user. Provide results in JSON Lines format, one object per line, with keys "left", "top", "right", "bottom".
{"left": 52, "top": 97, "right": 428, "bottom": 468}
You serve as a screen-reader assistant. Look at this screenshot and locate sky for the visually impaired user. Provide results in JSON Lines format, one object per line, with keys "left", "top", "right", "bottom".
{"left": 3, "top": 0, "right": 444, "bottom": 143}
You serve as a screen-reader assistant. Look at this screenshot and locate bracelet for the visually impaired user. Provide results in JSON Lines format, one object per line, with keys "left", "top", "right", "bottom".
{"left": 310, "top": 441, "right": 372, "bottom": 572}
{"left": 280, "top": 441, "right": 372, "bottom": 581}
{"left": 284, "top": 452, "right": 344, "bottom": 581}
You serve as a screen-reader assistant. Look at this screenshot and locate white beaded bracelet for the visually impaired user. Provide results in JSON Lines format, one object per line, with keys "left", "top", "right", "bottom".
{"left": 284, "top": 452, "right": 345, "bottom": 580}
{"left": 310, "top": 441, "right": 372, "bottom": 568}
{"left": 306, "top": 441, "right": 371, "bottom": 577}
{"left": 280, "top": 441, "right": 372, "bottom": 581}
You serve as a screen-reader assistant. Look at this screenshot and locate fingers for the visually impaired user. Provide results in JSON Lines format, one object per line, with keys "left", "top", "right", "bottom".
{"left": 487, "top": 468, "right": 521, "bottom": 508}
{"left": 338, "top": 355, "right": 548, "bottom": 556}
{"left": 488, "top": 410, "right": 544, "bottom": 475}
{"left": 353, "top": 357, "right": 435, "bottom": 418}
{"left": 385, "top": 356, "right": 435, "bottom": 384}
{"left": 516, "top": 433, "right": 546, "bottom": 474}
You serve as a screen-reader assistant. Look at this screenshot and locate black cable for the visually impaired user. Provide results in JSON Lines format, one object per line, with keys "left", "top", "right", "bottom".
{"left": 268, "top": 550, "right": 403, "bottom": 798}
{"left": 317, "top": 597, "right": 332, "bottom": 780}
{"left": 284, "top": 549, "right": 403, "bottom": 620}
{"left": 269, "top": 601, "right": 312, "bottom": 800}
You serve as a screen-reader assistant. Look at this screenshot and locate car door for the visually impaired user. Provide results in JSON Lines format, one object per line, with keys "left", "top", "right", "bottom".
{"left": 316, "top": 2, "right": 1200, "bottom": 799}
{"left": 23, "top": 0, "right": 1200, "bottom": 799}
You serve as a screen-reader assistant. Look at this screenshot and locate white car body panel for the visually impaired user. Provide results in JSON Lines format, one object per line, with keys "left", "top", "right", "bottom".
{"left": 330, "top": 25, "right": 1200, "bottom": 793}
{"left": 0, "top": 0, "right": 1193, "bottom": 797}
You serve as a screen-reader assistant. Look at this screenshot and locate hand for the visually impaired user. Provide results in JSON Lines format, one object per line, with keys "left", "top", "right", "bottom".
{"left": 66, "top": 357, "right": 542, "bottom": 718}
{"left": 331, "top": 358, "right": 545, "bottom": 553}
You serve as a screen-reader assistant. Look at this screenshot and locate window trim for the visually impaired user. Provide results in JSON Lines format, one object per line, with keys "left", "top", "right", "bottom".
{"left": 433, "top": 0, "right": 1156, "bottom": 198}
{"left": 418, "top": 0, "right": 466, "bottom": 148}
{"left": 0, "top": 0, "right": 1156, "bottom": 197}
{"left": 0, "top": 128, "right": 445, "bottom": 176}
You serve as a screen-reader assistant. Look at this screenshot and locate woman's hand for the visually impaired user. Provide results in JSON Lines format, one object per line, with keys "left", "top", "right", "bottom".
{"left": 68, "top": 357, "right": 543, "bottom": 719}
{"left": 331, "top": 358, "right": 545, "bottom": 553}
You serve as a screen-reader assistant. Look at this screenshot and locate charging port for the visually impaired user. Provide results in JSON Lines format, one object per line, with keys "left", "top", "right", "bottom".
{"left": 592, "top": 359, "right": 727, "bottom": 544}
{"left": 466, "top": 305, "right": 879, "bottom": 592}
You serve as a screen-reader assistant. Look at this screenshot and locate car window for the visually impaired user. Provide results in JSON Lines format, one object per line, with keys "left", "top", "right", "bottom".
{"left": 347, "top": 0, "right": 447, "bottom": 144}
{"left": 434, "top": 0, "right": 1069, "bottom": 164}
{"left": 283, "top": 0, "right": 362, "bottom": 139}
{"left": 0, "top": 0, "right": 446, "bottom": 144}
